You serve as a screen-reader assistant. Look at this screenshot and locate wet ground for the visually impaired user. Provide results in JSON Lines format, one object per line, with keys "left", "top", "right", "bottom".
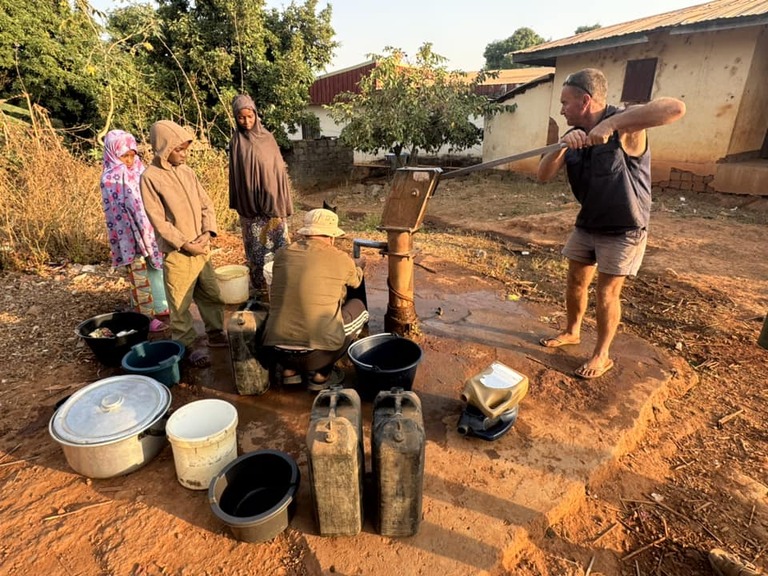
{"left": 176, "top": 251, "right": 677, "bottom": 575}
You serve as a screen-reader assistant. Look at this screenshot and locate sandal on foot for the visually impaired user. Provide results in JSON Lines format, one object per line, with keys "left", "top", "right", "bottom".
{"left": 574, "top": 358, "right": 614, "bottom": 379}
{"left": 307, "top": 367, "right": 345, "bottom": 392}
{"left": 187, "top": 348, "right": 211, "bottom": 368}
{"left": 207, "top": 331, "right": 228, "bottom": 347}
{"left": 282, "top": 370, "right": 302, "bottom": 385}
{"left": 540, "top": 335, "right": 580, "bottom": 348}
{"left": 149, "top": 318, "right": 169, "bottom": 333}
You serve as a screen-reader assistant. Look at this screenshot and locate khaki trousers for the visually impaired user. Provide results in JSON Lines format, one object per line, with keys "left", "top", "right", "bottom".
{"left": 163, "top": 250, "right": 224, "bottom": 347}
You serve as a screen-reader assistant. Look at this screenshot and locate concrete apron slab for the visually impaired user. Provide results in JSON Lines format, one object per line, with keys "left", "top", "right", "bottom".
{"left": 190, "top": 256, "right": 673, "bottom": 575}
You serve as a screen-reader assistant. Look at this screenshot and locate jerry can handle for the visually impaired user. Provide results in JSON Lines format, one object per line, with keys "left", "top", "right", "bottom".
{"left": 486, "top": 389, "right": 514, "bottom": 410}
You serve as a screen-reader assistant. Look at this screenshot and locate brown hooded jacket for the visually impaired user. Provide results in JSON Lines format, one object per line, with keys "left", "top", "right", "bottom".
{"left": 140, "top": 120, "right": 218, "bottom": 253}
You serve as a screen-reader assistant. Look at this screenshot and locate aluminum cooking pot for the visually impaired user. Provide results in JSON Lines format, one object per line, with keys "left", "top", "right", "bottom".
{"left": 49, "top": 375, "right": 172, "bottom": 479}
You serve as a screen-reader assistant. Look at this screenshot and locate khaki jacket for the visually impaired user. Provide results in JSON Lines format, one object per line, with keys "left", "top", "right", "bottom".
{"left": 140, "top": 121, "right": 217, "bottom": 253}
{"left": 264, "top": 238, "right": 364, "bottom": 350}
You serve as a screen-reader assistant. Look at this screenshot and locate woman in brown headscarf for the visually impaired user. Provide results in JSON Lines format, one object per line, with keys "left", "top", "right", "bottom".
{"left": 229, "top": 94, "right": 293, "bottom": 297}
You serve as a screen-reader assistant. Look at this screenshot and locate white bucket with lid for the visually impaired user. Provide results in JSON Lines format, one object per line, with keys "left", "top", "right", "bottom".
{"left": 214, "top": 265, "right": 249, "bottom": 304}
{"left": 166, "top": 399, "right": 238, "bottom": 490}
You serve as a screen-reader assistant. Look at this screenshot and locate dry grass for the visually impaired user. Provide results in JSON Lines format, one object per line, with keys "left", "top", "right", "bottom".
{"left": 0, "top": 109, "right": 236, "bottom": 271}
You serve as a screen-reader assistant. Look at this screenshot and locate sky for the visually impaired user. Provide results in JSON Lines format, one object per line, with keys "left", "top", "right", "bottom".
{"left": 93, "top": 0, "right": 708, "bottom": 72}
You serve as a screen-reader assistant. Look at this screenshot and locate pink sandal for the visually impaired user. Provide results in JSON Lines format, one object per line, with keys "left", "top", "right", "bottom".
{"left": 149, "top": 318, "right": 169, "bottom": 333}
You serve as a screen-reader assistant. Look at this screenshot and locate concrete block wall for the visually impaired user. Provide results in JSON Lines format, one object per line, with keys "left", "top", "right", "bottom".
{"left": 652, "top": 168, "right": 715, "bottom": 194}
{"left": 284, "top": 139, "right": 354, "bottom": 190}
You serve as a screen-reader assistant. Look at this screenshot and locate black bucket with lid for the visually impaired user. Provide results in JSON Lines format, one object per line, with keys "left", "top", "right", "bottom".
{"left": 347, "top": 333, "right": 423, "bottom": 400}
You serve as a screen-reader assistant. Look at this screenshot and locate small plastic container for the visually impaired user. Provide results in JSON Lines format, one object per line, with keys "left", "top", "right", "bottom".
{"left": 347, "top": 333, "right": 423, "bottom": 400}
{"left": 460, "top": 362, "right": 529, "bottom": 420}
{"left": 166, "top": 399, "right": 238, "bottom": 490}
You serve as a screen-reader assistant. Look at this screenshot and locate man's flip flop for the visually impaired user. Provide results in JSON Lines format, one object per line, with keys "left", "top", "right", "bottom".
{"left": 187, "top": 348, "right": 211, "bottom": 368}
{"left": 574, "top": 359, "right": 614, "bottom": 379}
{"left": 540, "top": 335, "right": 581, "bottom": 348}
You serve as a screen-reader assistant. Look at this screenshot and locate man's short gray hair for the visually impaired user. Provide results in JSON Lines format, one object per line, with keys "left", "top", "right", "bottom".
{"left": 563, "top": 68, "right": 607, "bottom": 103}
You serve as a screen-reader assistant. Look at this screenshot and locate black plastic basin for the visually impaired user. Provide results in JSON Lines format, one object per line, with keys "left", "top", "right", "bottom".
{"left": 209, "top": 450, "right": 300, "bottom": 543}
{"left": 76, "top": 312, "right": 150, "bottom": 366}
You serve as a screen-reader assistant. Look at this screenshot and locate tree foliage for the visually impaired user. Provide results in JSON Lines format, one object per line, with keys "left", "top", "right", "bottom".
{"left": 574, "top": 23, "right": 602, "bottom": 34}
{"left": 0, "top": 0, "right": 107, "bottom": 132}
{"left": 112, "top": 0, "right": 337, "bottom": 146}
{"left": 0, "top": 0, "right": 336, "bottom": 147}
{"left": 326, "top": 43, "right": 513, "bottom": 163}
{"left": 483, "top": 27, "right": 545, "bottom": 69}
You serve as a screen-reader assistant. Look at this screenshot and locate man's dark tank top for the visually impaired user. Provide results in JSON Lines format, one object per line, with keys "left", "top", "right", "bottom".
{"left": 564, "top": 105, "right": 652, "bottom": 233}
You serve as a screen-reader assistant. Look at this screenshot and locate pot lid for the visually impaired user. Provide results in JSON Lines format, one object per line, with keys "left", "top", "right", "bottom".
{"left": 50, "top": 375, "right": 171, "bottom": 446}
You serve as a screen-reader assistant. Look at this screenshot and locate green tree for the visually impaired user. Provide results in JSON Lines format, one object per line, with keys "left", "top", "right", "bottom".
{"left": 326, "top": 43, "right": 513, "bottom": 164}
{"left": 0, "top": 0, "right": 107, "bottom": 133}
{"left": 483, "top": 27, "right": 545, "bottom": 70}
{"left": 574, "top": 24, "right": 602, "bottom": 34}
{"left": 110, "top": 0, "right": 337, "bottom": 146}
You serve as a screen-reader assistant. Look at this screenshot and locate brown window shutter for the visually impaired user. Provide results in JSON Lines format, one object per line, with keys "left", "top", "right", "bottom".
{"left": 621, "top": 58, "right": 658, "bottom": 104}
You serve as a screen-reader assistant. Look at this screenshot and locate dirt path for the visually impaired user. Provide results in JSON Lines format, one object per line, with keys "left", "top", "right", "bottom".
{"left": 1, "top": 173, "right": 766, "bottom": 575}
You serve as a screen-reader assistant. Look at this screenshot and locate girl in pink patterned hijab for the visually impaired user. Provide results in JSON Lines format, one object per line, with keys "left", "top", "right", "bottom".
{"left": 100, "top": 130, "right": 168, "bottom": 332}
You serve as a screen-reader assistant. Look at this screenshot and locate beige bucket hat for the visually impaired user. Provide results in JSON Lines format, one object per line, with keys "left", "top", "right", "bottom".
{"left": 297, "top": 208, "right": 345, "bottom": 237}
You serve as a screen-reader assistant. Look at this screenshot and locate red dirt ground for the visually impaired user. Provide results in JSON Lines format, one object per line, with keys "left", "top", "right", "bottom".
{"left": 1, "top": 172, "right": 766, "bottom": 575}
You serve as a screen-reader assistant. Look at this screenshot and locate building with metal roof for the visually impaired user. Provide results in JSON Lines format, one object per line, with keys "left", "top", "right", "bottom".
{"left": 483, "top": 0, "right": 768, "bottom": 194}
{"left": 301, "top": 62, "right": 554, "bottom": 163}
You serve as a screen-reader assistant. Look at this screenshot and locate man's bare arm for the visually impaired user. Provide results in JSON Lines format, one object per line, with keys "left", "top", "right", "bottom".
{"left": 537, "top": 146, "right": 568, "bottom": 182}
{"left": 590, "top": 97, "right": 686, "bottom": 155}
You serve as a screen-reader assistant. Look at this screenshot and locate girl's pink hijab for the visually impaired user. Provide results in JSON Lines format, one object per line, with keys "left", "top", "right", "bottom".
{"left": 102, "top": 130, "right": 145, "bottom": 177}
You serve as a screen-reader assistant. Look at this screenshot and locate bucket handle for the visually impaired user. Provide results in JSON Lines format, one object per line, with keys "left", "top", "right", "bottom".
{"left": 130, "top": 342, "right": 148, "bottom": 358}
{"left": 352, "top": 333, "right": 403, "bottom": 371}
{"left": 157, "top": 355, "right": 181, "bottom": 369}
{"left": 356, "top": 360, "right": 382, "bottom": 372}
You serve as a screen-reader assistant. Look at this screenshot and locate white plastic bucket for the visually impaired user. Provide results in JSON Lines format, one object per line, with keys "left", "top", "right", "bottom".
{"left": 166, "top": 399, "right": 239, "bottom": 490}
{"left": 215, "top": 265, "right": 249, "bottom": 304}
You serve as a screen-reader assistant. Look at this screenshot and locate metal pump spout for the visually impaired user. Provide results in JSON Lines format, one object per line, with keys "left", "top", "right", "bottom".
{"left": 352, "top": 239, "right": 388, "bottom": 259}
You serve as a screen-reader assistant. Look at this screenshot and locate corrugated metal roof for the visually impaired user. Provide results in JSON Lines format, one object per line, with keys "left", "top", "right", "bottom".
{"left": 515, "top": 0, "right": 768, "bottom": 65}
{"left": 310, "top": 62, "right": 376, "bottom": 106}
{"left": 310, "top": 64, "right": 555, "bottom": 105}
{"left": 495, "top": 74, "right": 555, "bottom": 103}
{"left": 466, "top": 67, "right": 555, "bottom": 85}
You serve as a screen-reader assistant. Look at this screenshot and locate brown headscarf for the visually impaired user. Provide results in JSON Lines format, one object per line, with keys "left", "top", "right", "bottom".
{"left": 228, "top": 94, "right": 293, "bottom": 219}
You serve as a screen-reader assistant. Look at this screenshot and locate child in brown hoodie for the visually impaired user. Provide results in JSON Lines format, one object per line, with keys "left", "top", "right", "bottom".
{"left": 140, "top": 120, "right": 226, "bottom": 367}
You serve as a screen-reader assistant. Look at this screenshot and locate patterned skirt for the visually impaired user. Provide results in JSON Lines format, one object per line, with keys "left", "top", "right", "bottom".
{"left": 127, "top": 257, "right": 168, "bottom": 316}
{"left": 240, "top": 215, "right": 290, "bottom": 293}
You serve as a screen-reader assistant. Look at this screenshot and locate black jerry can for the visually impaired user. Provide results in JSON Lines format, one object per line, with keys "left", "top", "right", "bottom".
{"left": 306, "top": 387, "right": 364, "bottom": 536}
{"left": 227, "top": 301, "right": 270, "bottom": 395}
{"left": 372, "top": 388, "right": 425, "bottom": 537}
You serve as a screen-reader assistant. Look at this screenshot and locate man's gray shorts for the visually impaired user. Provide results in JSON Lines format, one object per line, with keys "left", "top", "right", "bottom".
{"left": 562, "top": 227, "right": 648, "bottom": 276}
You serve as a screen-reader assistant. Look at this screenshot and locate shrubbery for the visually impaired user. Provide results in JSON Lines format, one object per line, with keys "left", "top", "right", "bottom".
{"left": 0, "top": 109, "right": 235, "bottom": 271}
